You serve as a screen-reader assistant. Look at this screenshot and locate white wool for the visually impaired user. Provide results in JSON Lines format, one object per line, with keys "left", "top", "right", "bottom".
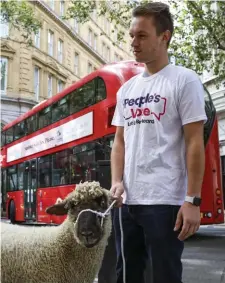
{"left": 1, "top": 182, "right": 113, "bottom": 283}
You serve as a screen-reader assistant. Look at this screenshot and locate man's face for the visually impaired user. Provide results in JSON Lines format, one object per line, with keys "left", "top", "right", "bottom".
{"left": 129, "top": 16, "right": 167, "bottom": 63}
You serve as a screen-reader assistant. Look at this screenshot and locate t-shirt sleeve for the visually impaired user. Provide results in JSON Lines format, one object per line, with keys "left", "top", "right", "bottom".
{"left": 111, "top": 87, "right": 124, "bottom": 127}
{"left": 178, "top": 77, "right": 207, "bottom": 126}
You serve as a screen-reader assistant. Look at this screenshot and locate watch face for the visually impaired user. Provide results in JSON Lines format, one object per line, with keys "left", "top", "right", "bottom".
{"left": 193, "top": 197, "right": 201, "bottom": 206}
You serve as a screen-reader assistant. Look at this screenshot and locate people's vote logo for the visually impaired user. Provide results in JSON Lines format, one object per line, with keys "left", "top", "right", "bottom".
{"left": 123, "top": 93, "right": 167, "bottom": 122}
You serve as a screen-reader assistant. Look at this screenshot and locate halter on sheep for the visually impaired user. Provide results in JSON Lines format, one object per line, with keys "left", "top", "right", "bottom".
{"left": 75, "top": 199, "right": 117, "bottom": 228}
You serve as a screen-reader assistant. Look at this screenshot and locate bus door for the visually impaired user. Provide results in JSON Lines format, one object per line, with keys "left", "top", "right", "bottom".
{"left": 24, "top": 159, "right": 37, "bottom": 221}
{"left": 1, "top": 169, "right": 7, "bottom": 217}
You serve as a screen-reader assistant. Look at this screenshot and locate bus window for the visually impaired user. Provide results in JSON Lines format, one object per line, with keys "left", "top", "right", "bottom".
{"left": 104, "top": 135, "right": 115, "bottom": 148}
{"left": 5, "top": 127, "right": 13, "bottom": 144}
{"left": 1, "top": 131, "right": 5, "bottom": 146}
{"left": 52, "top": 97, "right": 69, "bottom": 123}
{"left": 96, "top": 78, "right": 106, "bottom": 102}
{"left": 7, "top": 165, "right": 18, "bottom": 191}
{"left": 70, "top": 80, "right": 95, "bottom": 114}
{"left": 52, "top": 150, "right": 70, "bottom": 186}
{"left": 70, "top": 90, "right": 80, "bottom": 114}
{"left": 203, "top": 86, "right": 216, "bottom": 145}
{"left": 38, "top": 106, "right": 52, "bottom": 129}
{"left": 82, "top": 80, "right": 95, "bottom": 107}
{"left": 31, "top": 160, "right": 37, "bottom": 189}
{"left": 70, "top": 148, "right": 95, "bottom": 184}
{"left": 108, "top": 105, "right": 116, "bottom": 128}
{"left": 38, "top": 155, "right": 52, "bottom": 188}
{"left": 18, "top": 163, "right": 27, "bottom": 190}
{"left": 26, "top": 115, "right": 37, "bottom": 134}
{"left": 14, "top": 121, "right": 27, "bottom": 140}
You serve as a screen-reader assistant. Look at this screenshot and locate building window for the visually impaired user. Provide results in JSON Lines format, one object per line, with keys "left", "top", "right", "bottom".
{"left": 114, "top": 30, "right": 118, "bottom": 42}
{"left": 107, "top": 47, "right": 110, "bottom": 61}
{"left": 0, "top": 15, "right": 9, "bottom": 38}
{"left": 48, "top": 30, "right": 54, "bottom": 56}
{"left": 34, "top": 28, "right": 40, "bottom": 48}
{"left": 104, "top": 18, "right": 110, "bottom": 34}
{"left": 88, "top": 62, "right": 93, "bottom": 74}
{"left": 102, "top": 42, "right": 106, "bottom": 58}
{"left": 114, "top": 53, "right": 120, "bottom": 62}
{"left": 92, "top": 9, "right": 97, "bottom": 21}
{"left": 88, "top": 28, "right": 93, "bottom": 46}
{"left": 74, "top": 18, "right": 79, "bottom": 33}
{"left": 94, "top": 34, "right": 97, "bottom": 51}
{"left": 60, "top": 1, "right": 64, "bottom": 16}
{"left": 0, "top": 57, "right": 8, "bottom": 94}
{"left": 34, "top": 66, "right": 40, "bottom": 100}
{"left": 74, "top": 52, "right": 79, "bottom": 75}
{"left": 49, "top": 0, "right": 54, "bottom": 10}
{"left": 58, "top": 39, "right": 63, "bottom": 63}
{"left": 48, "top": 74, "right": 53, "bottom": 98}
{"left": 57, "top": 80, "right": 64, "bottom": 92}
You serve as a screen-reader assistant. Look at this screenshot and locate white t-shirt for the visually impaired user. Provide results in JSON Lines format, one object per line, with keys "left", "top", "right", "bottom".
{"left": 111, "top": 64, "right": 207, "bottom": 206}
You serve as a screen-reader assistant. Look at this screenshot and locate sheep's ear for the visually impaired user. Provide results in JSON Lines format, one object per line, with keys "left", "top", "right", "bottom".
{"left": 45, "top": 201, "right": 68, "bottom": 215}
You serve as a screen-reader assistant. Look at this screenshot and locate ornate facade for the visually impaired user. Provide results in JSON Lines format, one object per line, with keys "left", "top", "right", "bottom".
{"left": 0, "top": 0, "right": 132, "bottom": 126}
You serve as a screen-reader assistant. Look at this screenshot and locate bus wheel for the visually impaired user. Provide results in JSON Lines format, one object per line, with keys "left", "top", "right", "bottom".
{"left": 9, "top": 201, "right": 16, "bottom": 224}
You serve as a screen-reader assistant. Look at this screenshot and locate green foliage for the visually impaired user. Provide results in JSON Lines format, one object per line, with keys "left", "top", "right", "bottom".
{"left": 170, "top": 0, "right": 225, "bottom": 87}
{"left": 65, "top": 0, "right": 225, "bottom": 85}
{"left": 0, "top": 0, "right": 42, "bottom": 45}
{"left": 2, "top": 0, "right": 224, "bottom": 85}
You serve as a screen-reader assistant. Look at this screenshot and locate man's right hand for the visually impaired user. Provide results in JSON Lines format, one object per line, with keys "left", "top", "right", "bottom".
{"left": 110, "top": 182, "right": 124, "bottom": 207}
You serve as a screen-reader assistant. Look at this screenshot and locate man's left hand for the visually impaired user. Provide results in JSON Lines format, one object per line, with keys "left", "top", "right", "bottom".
{"left": 174, "top": 202, "right": 201, "bottom": 241}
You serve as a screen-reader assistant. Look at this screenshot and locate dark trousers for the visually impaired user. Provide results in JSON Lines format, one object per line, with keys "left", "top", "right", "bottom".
{"left": 113, "top": 204, "right": 184, "bottom": 283}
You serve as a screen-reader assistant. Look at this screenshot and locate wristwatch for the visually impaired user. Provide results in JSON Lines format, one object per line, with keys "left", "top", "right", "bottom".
{"left": 185, "top": 196, "right": 202, "bottom": 206}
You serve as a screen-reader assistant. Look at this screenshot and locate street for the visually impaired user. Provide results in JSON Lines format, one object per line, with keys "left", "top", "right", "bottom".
{"left": 182, "top": 224, "right": 225, "bottom": 283}
{"left": 1, "top": 220, "right": 225, "bottom": 283}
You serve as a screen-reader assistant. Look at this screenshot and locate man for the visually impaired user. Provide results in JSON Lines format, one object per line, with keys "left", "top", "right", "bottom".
{"left": 110, "top": 2, "right": 207, "bottom": 283}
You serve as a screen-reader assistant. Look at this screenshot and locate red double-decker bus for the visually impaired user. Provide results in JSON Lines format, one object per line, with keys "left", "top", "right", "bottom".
{"left": 1, "top": 61, "right": 224, "bottom": 225}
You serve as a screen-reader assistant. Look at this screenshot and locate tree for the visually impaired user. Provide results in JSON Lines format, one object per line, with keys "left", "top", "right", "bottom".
{"left": 0, "top": 0, "right": 42, "bottom": 45}
{"left": 170, "top": 0, "right": 225, "bottom": 87}
{"left": 65, "top": 0, "right": 225, "bottom": 85}
{"left": 2, "top": 0, "right": 224, "bottom": 85}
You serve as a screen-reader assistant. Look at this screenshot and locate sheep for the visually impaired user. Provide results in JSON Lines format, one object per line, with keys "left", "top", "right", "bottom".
{"left": 1, "top": 181, "right": 114, "bottom": 283}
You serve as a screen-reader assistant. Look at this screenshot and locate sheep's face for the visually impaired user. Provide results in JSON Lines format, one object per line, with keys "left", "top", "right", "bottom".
{"left": 72, "top": 194, "right": 109, "bottom": 248}
{"left": 46, "top": 182, "right": 112, "bottom": 248}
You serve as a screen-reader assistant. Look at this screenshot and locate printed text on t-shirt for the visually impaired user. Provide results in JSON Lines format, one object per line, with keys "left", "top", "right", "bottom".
{"left": 123, "top": 93, "right": 167, "bottom": 125}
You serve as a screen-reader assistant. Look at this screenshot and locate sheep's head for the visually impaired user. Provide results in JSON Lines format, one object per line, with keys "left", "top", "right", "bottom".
{"left": 46, "top": 181, "right": 113, "bottom": 248}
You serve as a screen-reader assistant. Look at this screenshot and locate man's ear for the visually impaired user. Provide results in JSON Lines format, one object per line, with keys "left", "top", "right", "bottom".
{"left": 46, "top": 201, "right": 68, "bottom": 215}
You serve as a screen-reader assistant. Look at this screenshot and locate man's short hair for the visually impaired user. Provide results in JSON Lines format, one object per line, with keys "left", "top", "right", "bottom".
{"left": 132, "top": 2, "right": 174, "bottom": 46}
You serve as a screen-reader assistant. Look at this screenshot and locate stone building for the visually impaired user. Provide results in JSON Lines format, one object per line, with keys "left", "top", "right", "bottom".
{"left": 0, "top": 0, "right": 132, "bottom": 128}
